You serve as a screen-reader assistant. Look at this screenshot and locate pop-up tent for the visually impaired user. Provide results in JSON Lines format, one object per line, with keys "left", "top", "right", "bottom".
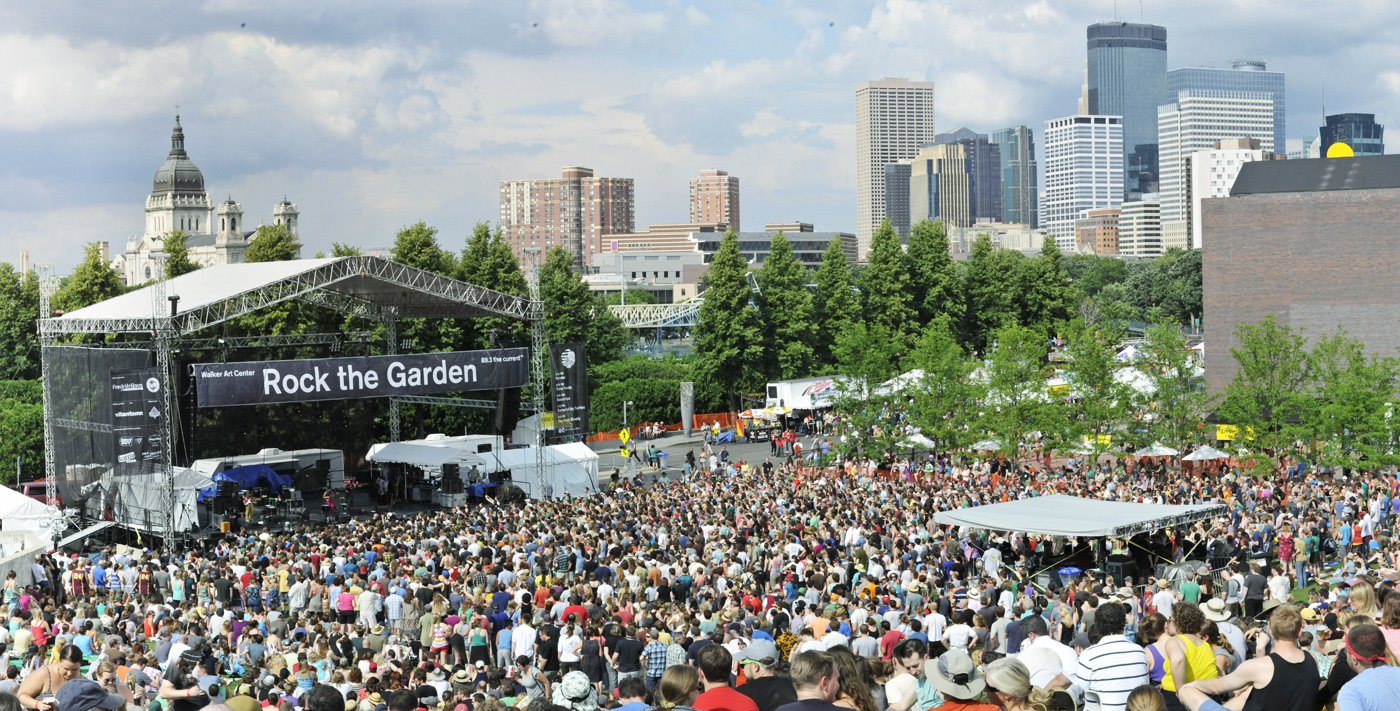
{"left": 102, "top": 467, "right": 215, "bottom": 533}
{"left": 0, "top": 485, "right": 62, "bottom": 543}
{"left": 489, "top": 444, "right": 599, "bottom": 499}
{"left": 933, "top": 494, "right": 1227, "bottom": 538}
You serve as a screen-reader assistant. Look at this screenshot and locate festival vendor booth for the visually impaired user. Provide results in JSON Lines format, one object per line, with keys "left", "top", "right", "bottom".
{"left": 933, "top": 494, "right": 1227, "bottom": 591}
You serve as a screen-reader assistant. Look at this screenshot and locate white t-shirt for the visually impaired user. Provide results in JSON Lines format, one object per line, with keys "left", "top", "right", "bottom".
{"left": 885, "top": 673, "right": 918, "bottom": 707}
{"left": 944, "top": 623, "right": 974, "bottom": 651}
{"left": 1153, "top": 590, "right": 1176, "bottom": 619}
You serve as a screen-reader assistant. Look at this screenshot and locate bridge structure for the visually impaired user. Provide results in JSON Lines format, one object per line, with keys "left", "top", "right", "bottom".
{"left": 608, "top": 299, "right": 703, "bottom": 329}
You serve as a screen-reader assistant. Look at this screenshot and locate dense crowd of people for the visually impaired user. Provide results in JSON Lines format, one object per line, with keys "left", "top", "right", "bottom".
{"left": 3, "top": 451, "right": 1400, "bottom": 711}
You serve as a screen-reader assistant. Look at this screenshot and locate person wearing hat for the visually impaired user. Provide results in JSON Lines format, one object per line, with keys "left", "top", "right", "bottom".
{"left": 925, "top": 649, "right": 997, "bottom": 711}
{"left": 735, "top": 640, "right": 796, "bottom": 711}
{"left": 550, "top": 671, "right": 598, "bottom": 711}
{"left": 1198, "top": 599, "right": 1246, "bottom": 672}
{"left": 54, "top": 680, "right": 124, "bottom": 711}
{"left": 1152, "top": 578, "right": 1177, "bottom": 620}
{"left": 1174, "top": 604, "right": 1317, "bottom": 711}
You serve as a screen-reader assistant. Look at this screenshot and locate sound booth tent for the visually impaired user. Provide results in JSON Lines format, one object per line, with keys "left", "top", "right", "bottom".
{"left": 0, "top": 485, "right": 63, "bottom": 544}
{"left": 932, "top": 494, "right": 1227, "bottom": 538}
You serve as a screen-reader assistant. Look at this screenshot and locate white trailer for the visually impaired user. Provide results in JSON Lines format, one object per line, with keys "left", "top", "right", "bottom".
{"left": 765, "top": 376, "right": 844, "bottom": 410}
{"left": 191, "top": 448, "right": 346, "bottom": 490}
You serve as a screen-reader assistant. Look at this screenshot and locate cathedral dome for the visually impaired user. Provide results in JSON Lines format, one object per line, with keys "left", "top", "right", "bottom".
{"left": 152, "top": 114, "right": 205, "bottom": 194}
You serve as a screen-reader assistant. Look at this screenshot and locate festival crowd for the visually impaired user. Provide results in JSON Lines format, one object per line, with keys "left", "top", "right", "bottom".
{"left": 3, "top": 450, "right": 1400, "bottom": 711}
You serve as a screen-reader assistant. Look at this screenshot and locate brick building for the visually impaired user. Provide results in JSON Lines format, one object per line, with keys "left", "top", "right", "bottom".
{"left": 498, "top": 166, "right": 634, "bottom": 269}
{"left": 690, "top": 169, "right": 739, "bottom": 230}
{"left": 1202, "top": 154, "right": 1400, "bottom": 391}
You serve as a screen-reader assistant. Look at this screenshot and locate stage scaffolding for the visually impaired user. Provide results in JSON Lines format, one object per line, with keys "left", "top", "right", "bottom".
{"left": 38, "top": 256, "right": 543, "bottom": 547}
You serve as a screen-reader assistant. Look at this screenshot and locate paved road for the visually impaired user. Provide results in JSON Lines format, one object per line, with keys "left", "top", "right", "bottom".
{"left": 587, "top": 432, "right": 800, "bottom": 486}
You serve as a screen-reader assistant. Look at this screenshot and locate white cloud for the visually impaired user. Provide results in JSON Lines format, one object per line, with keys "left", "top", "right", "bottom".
{"left": 527, "top": 0, "right": 667, "bottom": 48}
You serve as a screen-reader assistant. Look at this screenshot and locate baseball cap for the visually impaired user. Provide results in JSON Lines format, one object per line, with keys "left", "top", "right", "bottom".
{"left": 56, "top": 680, "right": 124, "bottom": 711}
{"left": 738, "top": 639, "right": 779, "bottom": 666}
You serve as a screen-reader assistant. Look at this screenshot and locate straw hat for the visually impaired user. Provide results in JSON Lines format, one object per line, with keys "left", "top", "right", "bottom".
{"left": 926, "top": 650, "right": 985, "bottom": 700}
{"left": 1199, "top": 598, "right": 1231, "bottom": 622}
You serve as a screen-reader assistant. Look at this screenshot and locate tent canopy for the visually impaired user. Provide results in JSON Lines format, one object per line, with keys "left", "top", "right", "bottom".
{"left": 491, "top": 444, "right": 599, "bottom": 499}
{"left": 1183, "top": 445, "right": 1230, "bottom": 461}
{"left": 367, "top": 442, "right": 487, "bottom": 468}
{"left": 199, "top": 465, "right": 293, "bottom": 499}
{"left": 933, "top": 494, "right": 1227, "bottom": 538}
{"left": 0, "top": 486, "right": 62, "bottom": 543}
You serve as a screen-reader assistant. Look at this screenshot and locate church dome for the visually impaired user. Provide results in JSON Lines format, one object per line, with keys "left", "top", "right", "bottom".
{"left": 152, "top": 114, "right": 205, "bottom": 194}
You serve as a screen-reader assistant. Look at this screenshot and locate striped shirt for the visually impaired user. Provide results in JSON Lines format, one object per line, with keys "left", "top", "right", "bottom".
{"left": 1070, "top": 635, "right": 1149, "bottom": 711}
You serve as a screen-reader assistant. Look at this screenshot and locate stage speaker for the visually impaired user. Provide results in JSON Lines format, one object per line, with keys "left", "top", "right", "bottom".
{"left": 217, "top": 481, "right": 239, "bottom": 497}
{"left": 1105, "top": 559, "right": 1136, "bottom": 586}
{"left": 443, "top": 463, "right": 459, "bottom": 479}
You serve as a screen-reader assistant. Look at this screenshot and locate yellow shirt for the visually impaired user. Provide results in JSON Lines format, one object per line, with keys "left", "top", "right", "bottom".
{"left": 278, "top": 568, "right": 291, "bottom": 593}
{"left": 1161, "top": 635, "right": 1218, "bottom": 691}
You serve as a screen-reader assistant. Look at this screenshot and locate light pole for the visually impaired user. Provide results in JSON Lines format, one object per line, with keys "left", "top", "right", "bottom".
{"left": 623, "top": 401, "right": 634, "bottom": 430}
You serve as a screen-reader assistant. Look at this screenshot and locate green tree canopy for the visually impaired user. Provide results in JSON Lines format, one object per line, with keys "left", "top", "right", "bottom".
{"left": 906, "top": 219, "right": 962, "bottom": 326}
{"left": 1134, "top": 323, "right": 1218, "bottom": 464}
{"left": 0, "top": 264, "right": 40, "bottom": 380}
{"left": 1016, "top": 239, "right": 1075, "bottom": 337}
{"left": 1059, "top": 318, "right": 1133, "bottom": 460}
{"left": 52, "top": 242, "right": 125, "bottom": 314}
{"left": 756, "top": 232, "right": 815, "bottom": 380}
{"left": 906, "top": 315, "right": 982, "bottom": 451}
{"left": 812, "top": 238, "right": 858, "bottom": 368}
{"left": 391, "top": 222, "right": 456, "bottom": 275}
{"left": 694, "top": 231, "right": 765, "bottom": 410}
{"left": 962, "top": 234, "right": 1021, "bottom": 352}
{"left": 978, "top": 324, "right": 1061, "bottom": 469}
{"left": 164, "top": 229, "right": 200, "bottom": 278}
{"left": 861, "top": 219, "right": 915, "bottom": 346}
{"left": 244, "top": 223, "right": 300, "bottom": 263}
{"left": 1219, "top": 316, "right": 1314, "bottom": 470}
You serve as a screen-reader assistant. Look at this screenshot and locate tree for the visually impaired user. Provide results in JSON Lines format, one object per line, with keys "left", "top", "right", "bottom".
{"left": 978, "top": 324, "right": 1062, "bottom": 470}
{"left": 1219, "top": 316, "right": 1314, "bottom": 471}
{"left": 603, "top": 289, "right": 656, "bottom": 306}
{"left": 1135, "top": 323, "right": 1217, "bottom": 465}
{"left": 1016, "top": 239, "right": 1075, "bottom": 337}
{"left": 244, "top": 223, "right": 300, "bottom": 263}
{"left": 812, "top": 238, "right": 858, "bottom": 368}
{"left": 391, "top": 222, "right": 456, "bottom": 275}
{"left": 0, "top": 264, "right": 40, "bottom": 380}
{"left": 52, "top": 242, "right": 125, "bottom": 314}
{"left": 164, "top": 229, "right": 200, "bottom": 278}
{"left": 538, "top": 246, "right": 632, "bottom": 365}
{"left": 830, "top": 321, "right": 905, "bottom": 462}
{"left": 331, "top": 243, "right": 362, "bottom": 257}
{"left": 693, "top": 231, "right": 765, "bottom": 410}
{"left": 1309, "top": 329, "right": 1400, "bottom": 470}
{"left": 0, "top": 380, "right": 43, "bottom": 485}
{"left": 756, "top": 232, "right": 815, "bottom": 379}
{"left": 962, "top": 234, "right": 1021, "bottom": 352}
{"left": 1060, "top": 318, "right": 1134, "bottom": 462}
{"left": 906, "top": 315, "right": 982, "bottom": 451}
{"left": 861, "top": 219, "right": 915, "bottom": 345}
{"left": 906, "top": 219, "right": 962, "bottom": 327}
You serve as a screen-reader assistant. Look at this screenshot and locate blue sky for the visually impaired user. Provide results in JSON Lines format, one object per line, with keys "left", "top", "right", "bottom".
{"left": 2, "top": 0, "right": 1396, "bottom": 272}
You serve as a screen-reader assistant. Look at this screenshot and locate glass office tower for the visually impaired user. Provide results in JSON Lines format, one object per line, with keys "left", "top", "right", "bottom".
{"left": 1168, "top": 60, "right": 1285, "bottom": 157}
{"left": 1087, "top": 22, "right": 1167, "bottom": 197}
{"left": 991, "top": 126, "right": 1038, "bottom": 228}
{"left": 1321, "top": 113, "right": 1385, "bottom": 156}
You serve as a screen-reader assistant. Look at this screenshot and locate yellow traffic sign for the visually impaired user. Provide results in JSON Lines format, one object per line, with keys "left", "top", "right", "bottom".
{"left": 619, "top": 428, "right": 630, "bottom": 444}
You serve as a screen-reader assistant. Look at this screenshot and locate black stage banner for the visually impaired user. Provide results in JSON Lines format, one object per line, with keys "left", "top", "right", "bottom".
{"left": 110, "top": 368, "right": 166, "bottom": 473}
{"left": 194, "top": 348, "right": 529, "bottom": 407}
{"left": 549, "top": 343, "right": 589, "bottom": 436}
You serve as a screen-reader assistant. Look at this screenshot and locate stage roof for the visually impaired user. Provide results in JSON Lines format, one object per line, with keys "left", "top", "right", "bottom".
{"left": 932, "top": 494, "right": 1228, "bottom": 538}
{"left": 367, "top": 441, "right": 486, "bottom": 468}
{"left": 43, "top": 256, "right": 536, "bottom": 335}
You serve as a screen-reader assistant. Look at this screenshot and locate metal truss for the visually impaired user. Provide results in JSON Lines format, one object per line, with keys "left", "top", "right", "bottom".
{"left": 608, "top": 299, "right": 703, "bottom": 328}
{"left": 40, "top": 256, "right": 537, "bottom": 336}
{"left": 390, "top": 394, "right": 538, "bottom": 412}
{"left": 106, "top": 331, "right": 379, "bottom": 352}
{"left": 54, "top": 419, "right": 113, "bottom": 434}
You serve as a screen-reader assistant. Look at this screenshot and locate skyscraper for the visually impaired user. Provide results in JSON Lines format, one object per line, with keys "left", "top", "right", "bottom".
{"left": 689, "top": 169, "right": 740, "bottom": 230}
{"left": 1157, "top": 90, "right": 1274, "bottom": 249}
{"left": 855, "top": 78, "right": 937, "bottom": 257}
{"left": 991, "top": 126, "right": 1038, "bottom": 228}
{"left": 932, "top": 128, "right": 1002, "bottom": 223}
{"left": 1168, "top": 60, "right": 1286, "bottom": 154}
{"left": 1087, "top": 22, "right": 1167, "bottom": 196}
{"left": 499, "top": 166, "right": 635, "bottom": 269}
{"left": 909, "top": 143, "right": 971, "bottom": 230}
{"left": 1320, "top": 113, "right": 1385, "bottom": 156}
{"left": 1118, "top": 198, "right": 1163, "bottom": 258}
{"left": 883, "top": 161, "right": 912, "bottom": 237}
{"left": 1186, "top": 138, "right": 1281, "bottom": 249}
{"left": 1042, "top": 115, "right": 1124, "bottom": 251}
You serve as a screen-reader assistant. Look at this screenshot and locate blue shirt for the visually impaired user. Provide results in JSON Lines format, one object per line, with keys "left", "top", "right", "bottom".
{"left": 1338, "top": 666, "right": 1400, "bottom": 711}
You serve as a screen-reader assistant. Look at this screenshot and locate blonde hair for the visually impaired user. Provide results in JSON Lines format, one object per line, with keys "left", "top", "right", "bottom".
{"left": 984, "top": 658, "right": 1056, "bottom": 710}
{"left": 656, "top": 665, "right": 700, "bottom": 711}
{"left": 1349, "top": 581, "right": 1379, "bottom": 617}
{"left": 1125, "top": 684, "right": 1168, "bottom": 711}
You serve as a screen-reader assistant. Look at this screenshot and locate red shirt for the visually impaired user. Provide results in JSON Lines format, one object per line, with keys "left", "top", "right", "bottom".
{"left": 879, "top": 630, "right": 905, "bottom": 659}
{"left": 693, "top": 686, "right": 759, "bottom": 711}
{"left": 562, "top": 604, "right": 588, "bottom": 624}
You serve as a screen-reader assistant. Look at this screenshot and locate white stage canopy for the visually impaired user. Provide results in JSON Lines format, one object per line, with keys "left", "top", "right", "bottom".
{"left": 367, "top": 442, "right": 486, "bottom": 468}
{"left": 933, "top": 494, "right": 1227, "bottom": 538}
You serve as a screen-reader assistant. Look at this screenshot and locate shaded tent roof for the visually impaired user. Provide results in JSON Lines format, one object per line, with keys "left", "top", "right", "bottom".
{"left": 44, "top": 256, "right": 536, "bottom": 336}
{"left": 367, "top": 441, "right": 487, "bottom": 468}
{"left": 1231, "top": 154, "right": 1400, "bottom": 196}
{"left": 932, "top": 494, "right": 1227, "bottom": 537}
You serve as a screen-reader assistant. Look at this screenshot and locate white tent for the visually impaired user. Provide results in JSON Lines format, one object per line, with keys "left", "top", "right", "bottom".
{"left": 101, "top": 468, "right": 214, "bottom": 533}
{"left": 1114, "top": 367, "right": 1156, "bottom": 394}
{"left": 1134, "top": 444, "right": 1179, "bottom": 457}
{"left": 1183, "top": 445, "right": 1230, "bottom": 461}
{"left": 933, "top": 494, "right": 1227, "bottom": 537}
{"left": 491, "top": 444, "right": 600, "bottom": 499}
{"left": 900, "top": 433, "right": 938, "bottom": 449}
{"left": 875, "top": 369, "right": 926, "bottom": 396}
{"left": 0, "top": 486, "right": 62, "bottom": 544}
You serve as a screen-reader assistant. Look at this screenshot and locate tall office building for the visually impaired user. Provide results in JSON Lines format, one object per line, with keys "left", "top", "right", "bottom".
{"left": 1118, "top": 197, "right": 1163, "bottom": 257}
{"left": 1287, "top": 136, "right": 1321, "bottom": 159}
{"left": 932, "top": 128, "right": 1002, "bottom": 223}
{"left": 1087, "top": 22, "right": 1167, "bottom": 196}
{"left": 991, "top": 126, "right": 1038, "bottom": 228}
{"left": 883, "top": 161, "right": 912, "bottom": 236}
{"left": 1158, "top": 90, "right": 1274, "bottom": 249}
{"left": 1320, "top": 113, "right": 1385, "bottom": 156}
{"left": 1042, "top": 115, "right": 1124, "bottom": 251}
{"left": 499, "top": 166, "right": 635, "bottom": 268}
{"left": 689, "top": 169, "right": 740, "bottom": 230}
{"left": 910, "top": 143, "right": 972, "bottom": 229}
{"left": 1185, "top": 138, "right": 1281, "bottom": 249}
{"left": 855, "top": 78, "right": 936, "bottom": 257}
{"left": 1168, "top": 60, "right": 1285, "bottom": 154}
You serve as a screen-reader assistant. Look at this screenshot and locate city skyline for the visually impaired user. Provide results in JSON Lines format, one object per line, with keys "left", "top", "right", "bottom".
{"left": 3, "top": 1, "right": 1396, "bottom": 272}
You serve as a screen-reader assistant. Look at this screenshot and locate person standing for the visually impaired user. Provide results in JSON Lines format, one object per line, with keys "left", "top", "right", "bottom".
{"left": 693, "top": 645, "right": 759, "bottom": 711}
{"left": 774, "top": 652, "right": 845, "bottom": 711}
{"left": 1242, "top": 564, "right": 1267, "bottom": 620}
{"left": 1070, "top": 603, "right": 1149, "bottom": 711}
{"left": 736, "top": 641, "right": 797, "bottom": 711}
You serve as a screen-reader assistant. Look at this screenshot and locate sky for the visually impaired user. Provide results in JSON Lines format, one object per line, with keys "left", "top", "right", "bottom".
{"left": 2, "top": 0, "right": 1397, "bottom": 273}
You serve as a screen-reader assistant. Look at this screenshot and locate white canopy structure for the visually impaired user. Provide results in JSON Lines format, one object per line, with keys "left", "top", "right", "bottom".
{"left": 0, "top": 486, "right": 62, "bottom": 543}
{"left": 900, "top": 433, "right": 938, "bottom": 449}
{"left": 367, "top": 442, "right": 487, "bottom": 468}
{"left": 1183, "top": 445, "right": 1231, "bottom": 461}
{"left": 98, "top": 468, "right": 214, "bottom": 533}
{"left": 972, "top": 439, "right": 1002, "bottom": 451}
{"left": 490, "top": 443, "right": 599, "bottom": 499}
{"left": 875, "top": 369, "right": 926, "bottom": 396}
{"left": 1135, "top": 444, "right": 1180, "bottom": 457}
{"left": 933, "top": 494, "right": 1228, "bottom": 538}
